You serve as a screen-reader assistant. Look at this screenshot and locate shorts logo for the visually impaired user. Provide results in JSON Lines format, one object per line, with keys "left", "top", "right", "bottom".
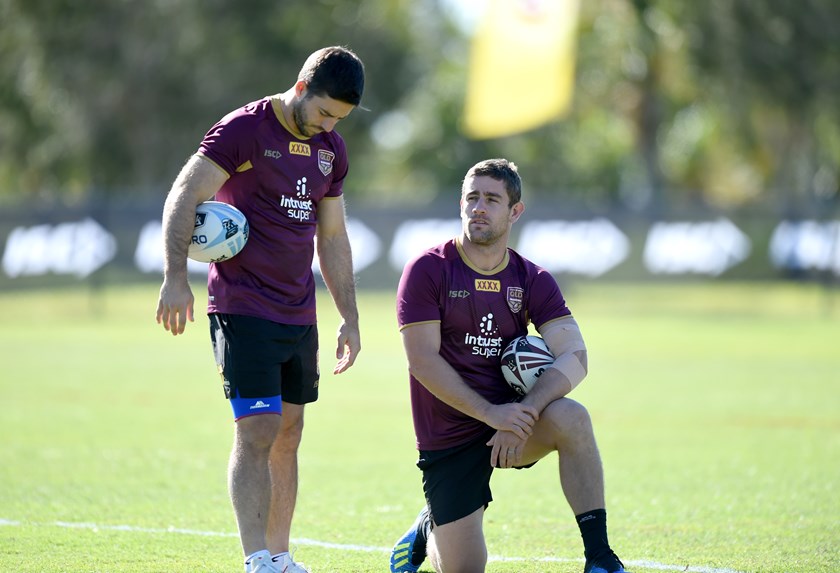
{"left": 507, "top": 287, "right": 524, "bottom": 313}
{"left": 318, "top": 150, "right": 335, "bottom": 176}
{"left": 249, "top": 400, "right": 270, "bottom": 410}
{"left": 289, "top": 142, "right": 311, "bottom": 156}
{"left": 475, "top": 279, "right": 500, "bottom": 292}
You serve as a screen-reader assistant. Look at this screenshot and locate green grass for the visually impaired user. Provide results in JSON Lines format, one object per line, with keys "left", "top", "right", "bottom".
{"left": 0, "top": 281, "right": 838, "bottom": 572}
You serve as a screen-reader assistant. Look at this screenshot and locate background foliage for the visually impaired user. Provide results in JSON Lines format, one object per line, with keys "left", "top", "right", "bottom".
{"left": 0, "top": 0, "right": 838, "bottom": 215}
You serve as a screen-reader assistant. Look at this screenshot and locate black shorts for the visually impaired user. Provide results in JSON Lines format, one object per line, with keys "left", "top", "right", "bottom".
{"left": 418, "top": 431, "right": 538, "bottom": 526}
{"left": 418, "top": 431, "right": 496, "bottom": 526}
{"left": 209, "top": 313, "right": 319, "bottom": 405}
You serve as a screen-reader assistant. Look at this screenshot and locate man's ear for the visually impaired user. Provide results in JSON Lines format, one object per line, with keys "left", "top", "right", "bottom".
{"left": 510, "top": 201, "right": 525, "bottom": 224}
{"left": 294, "top": 80, "right": 308, "bottom": 97}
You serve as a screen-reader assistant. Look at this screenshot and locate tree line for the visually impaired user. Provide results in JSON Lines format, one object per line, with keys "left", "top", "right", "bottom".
{"left": 0, "top": 0, "right": 837, "bottom": 217}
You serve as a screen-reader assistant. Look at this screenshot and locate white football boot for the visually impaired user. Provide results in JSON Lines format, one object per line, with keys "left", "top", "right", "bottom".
{"left": 272, "top": 551, "right": 310, "bottom": 573}
{"left": 244, "top": 550, "right": 281, "bottom": 573}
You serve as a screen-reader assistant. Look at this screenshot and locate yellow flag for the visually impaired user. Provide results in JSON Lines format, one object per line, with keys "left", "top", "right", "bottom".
{"left": 463, "top": 0, "right": 580, "bottom": 139}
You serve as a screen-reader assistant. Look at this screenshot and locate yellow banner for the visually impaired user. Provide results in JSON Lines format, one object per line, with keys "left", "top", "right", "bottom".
{"left": 463, "top": 0, "right": 580, "bottom": 139}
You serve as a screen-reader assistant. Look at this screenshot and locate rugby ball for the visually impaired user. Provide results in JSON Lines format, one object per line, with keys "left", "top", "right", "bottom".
{"left": 501, "top": 335, "right": 554, "bottom": 396}
{"left": 188, "top": 201, "right": 249, "bottom": 263}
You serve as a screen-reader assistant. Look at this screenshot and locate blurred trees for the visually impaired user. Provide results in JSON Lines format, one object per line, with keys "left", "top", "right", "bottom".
{"left": 0, "top": 0, "right": 837, "bottom": 215}
{"left": 0, "top": 0, "right": 416, "bottom": 201}
{"left": 683, "top": 0, "right": 840, "bottom": 215}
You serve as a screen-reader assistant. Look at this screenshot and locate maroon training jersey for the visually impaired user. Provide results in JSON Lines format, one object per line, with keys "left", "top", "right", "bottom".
{"left": 197, "top": 96, "right": 348, "bottom": 325}
{"left": 396, "top": 238, "right": 571, "bottom": 450}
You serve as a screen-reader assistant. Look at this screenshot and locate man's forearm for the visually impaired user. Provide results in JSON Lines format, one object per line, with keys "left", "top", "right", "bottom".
{"left": 317, "top": 232, "right": 359, "bottom": 323}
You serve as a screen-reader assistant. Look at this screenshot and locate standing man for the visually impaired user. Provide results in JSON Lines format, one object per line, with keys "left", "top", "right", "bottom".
{"left": 156, "top": 46, "right": 364, "bottom": 573}
{"left": 390, "top": 159, "right": 627, "bottom": 573}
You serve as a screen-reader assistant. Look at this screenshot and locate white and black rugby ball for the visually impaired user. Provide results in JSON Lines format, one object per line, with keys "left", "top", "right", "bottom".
{"left": 501, "top": 335, "right": 554, "bottom": 396}
{"left": 188, "top": 201, "right": 249, "bottom": 263}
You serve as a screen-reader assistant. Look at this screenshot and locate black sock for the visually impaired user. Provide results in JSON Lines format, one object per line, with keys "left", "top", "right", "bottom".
{"left": 576, "top": 508, "right": 610, "bottom": 560}
{"left": 411, "top": 511, "right": 432, "bottom": 566}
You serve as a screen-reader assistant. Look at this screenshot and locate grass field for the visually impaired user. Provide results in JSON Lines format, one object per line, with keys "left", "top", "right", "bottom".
{"left": 0, "top": 280, "right": 837, "bottom": 573}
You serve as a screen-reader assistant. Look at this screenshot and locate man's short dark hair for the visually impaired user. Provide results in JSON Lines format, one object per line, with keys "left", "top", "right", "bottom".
{"left": 298, "top": 46, "right": 365, "bottom": 107}
{"left": 464, "top": 158, "right": 522, "bottom": 207}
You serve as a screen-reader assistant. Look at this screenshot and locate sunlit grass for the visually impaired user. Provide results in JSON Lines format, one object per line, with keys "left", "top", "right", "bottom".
{"left": 0, "top": 281, "right": 837, "bottom": 572}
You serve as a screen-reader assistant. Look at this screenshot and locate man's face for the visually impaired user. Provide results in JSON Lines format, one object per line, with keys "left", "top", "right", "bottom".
{"left": 460, "top": 175, "right": 516, "bottom": 246}
{"left": 290, "top": 91, "right": 355, "bottom": 138}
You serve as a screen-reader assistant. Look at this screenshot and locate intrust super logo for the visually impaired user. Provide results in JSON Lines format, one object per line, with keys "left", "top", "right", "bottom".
{"left": 475, "top": 279, "right": 500, "bottom": 292}
{"left": 280, "top": 193, "right": 313, "bottom": 222}
{"left": 464, "top": 313, "right": 504, "bottom": 358}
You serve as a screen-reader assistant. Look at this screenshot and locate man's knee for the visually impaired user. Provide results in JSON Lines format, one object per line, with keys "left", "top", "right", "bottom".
{"left": 277, "top": 403, "right": 305, "bottom": 447}
{"left": 429, "top": 534, "right": 487, "bottom": 573}
{"left": 544, "top": 398, "right": 594, "bottom": 438}
{"left": 428, "top": 510, "right": 487, "bottom": 573}
{"left": 235, "top": 414, "right": 282, "bottom": 449}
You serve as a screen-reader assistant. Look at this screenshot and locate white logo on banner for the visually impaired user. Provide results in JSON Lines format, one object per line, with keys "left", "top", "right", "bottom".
{"left": 134, "top": 221, "right": 209, "bottom": 275}
{"left": 313, "top": 218, "right": 381, "bottom": 275}
{"left": 2, "top": 218, "right": 117, "bottom": 278}
{"left": 516, "top": 218, "right": 630, "bottom": 277}
{"left": 389, "top": 219, "right": 462, "bottom": 271}
{"left": 134, "top": 218, "right": 381, "bottom": 275}
{"left": 769, "top": 220, "right": 840, "bottom": 275}
{"left": 643, "top": 218, "right": 751, "bottom": 276}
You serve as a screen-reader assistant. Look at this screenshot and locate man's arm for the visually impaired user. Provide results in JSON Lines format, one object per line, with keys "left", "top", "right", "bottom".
{"left": 487, "top": 315, "right": 588, "bottom": 467}
{"left": 521, "top": 316, "right": 588, "bottom": 412}
{"left": 316, "top": 197, "right": 361, "bottom": 373}
{"left": 156, "top": 155, "right": 228, "bottom": 335}
{"left": 401, "top": 322, "right": 538, "bottom": 440}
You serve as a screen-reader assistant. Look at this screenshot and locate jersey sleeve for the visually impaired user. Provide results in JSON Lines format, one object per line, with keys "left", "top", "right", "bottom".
{"left": 528, "top": 267, "right": 572, "bottom": 328}
{"left": 396, "top": 253, "right": 443, "bottom": 329}
{"left": 197, "top": 111, "right": 256, "bottom": 176}
{"left": 325, "top": 135, "right": 348, "bottom": 198}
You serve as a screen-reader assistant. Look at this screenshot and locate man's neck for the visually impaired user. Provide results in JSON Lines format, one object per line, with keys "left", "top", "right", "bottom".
{"left": 458, "top": 235, "right": 508, "bottom": 272}
{"left": 271, "top": 89, "right": 306, "bottom": 139}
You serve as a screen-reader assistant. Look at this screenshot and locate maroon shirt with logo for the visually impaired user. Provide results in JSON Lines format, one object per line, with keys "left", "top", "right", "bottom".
{"left": 197, "top": 96, "right": 348, "bottom": 325}
{"left": 396, "top": 238, "right": 571, "bottom": 450}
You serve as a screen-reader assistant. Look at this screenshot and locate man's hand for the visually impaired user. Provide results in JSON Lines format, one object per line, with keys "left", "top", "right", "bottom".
{"left": 156, "top": 278, "right": 195, "bottom": 336}
{"left": 333, "top": 320, "right": 361, "bottom": 374}
{"left": 483, "top": 402, "right": 538, "bottom": 440}
{"left": 487, "top": 429, "right": 528, "bottom": 468}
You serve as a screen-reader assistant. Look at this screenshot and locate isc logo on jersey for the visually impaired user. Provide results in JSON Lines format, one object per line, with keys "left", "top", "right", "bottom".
{"left": 464, "top": 313, "right": 504, "bottom": 358}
